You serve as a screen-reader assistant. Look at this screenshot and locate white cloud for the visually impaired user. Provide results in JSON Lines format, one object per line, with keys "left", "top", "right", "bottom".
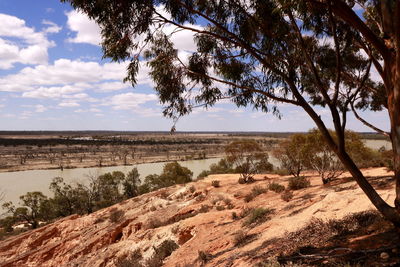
{"left": 42, "top": 20, "right": 62, "bottom": 34}
{"left": 0, "top": 13, "right": 57, "bottom": 69}
{"left": 96, "top": 82, "right": 130, "bottom": 92}
{"left": 35, "top": 104, "right": 47, "bottom": 112}
{"left": 59, "top": 101, "right": 80, "bottom": 107}
{"left": 66, "top": 10, "right": 101, "bottom": 46}
{"left": 22, "top": 85, "right": 85, "bottom": 99}
{"left": 110, "top": 92, "right": 158, "bottom": 110}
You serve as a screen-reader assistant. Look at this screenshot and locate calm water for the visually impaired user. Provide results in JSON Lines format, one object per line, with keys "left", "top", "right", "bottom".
{"left": 0, "top": 139, "right": 388, "bottom": 205}
{"left": 0, "top": 158, "right": 222, "bottom": 205}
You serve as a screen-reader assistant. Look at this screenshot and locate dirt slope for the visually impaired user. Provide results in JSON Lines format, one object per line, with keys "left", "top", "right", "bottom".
{"left": 0, "top": 168, "right": 396, "bottom": 267}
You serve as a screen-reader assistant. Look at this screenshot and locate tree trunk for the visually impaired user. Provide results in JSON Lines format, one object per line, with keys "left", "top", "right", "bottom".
{"left": 388, "top": 60, "right": 400, "bottom": 213}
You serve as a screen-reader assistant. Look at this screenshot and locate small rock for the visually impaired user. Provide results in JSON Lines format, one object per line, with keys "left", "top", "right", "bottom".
{"left": 380, "top": 252, "right": 390, "bottom": 260}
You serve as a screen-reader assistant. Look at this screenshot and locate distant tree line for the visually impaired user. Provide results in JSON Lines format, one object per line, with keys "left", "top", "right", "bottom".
{"left": 0, "top": 138, "right": 216, "bottom": 147}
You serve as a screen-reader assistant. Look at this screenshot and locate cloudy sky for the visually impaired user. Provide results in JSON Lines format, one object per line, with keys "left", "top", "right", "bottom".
{"left": 0, "top": 1, "right": 390, "bottom": 132}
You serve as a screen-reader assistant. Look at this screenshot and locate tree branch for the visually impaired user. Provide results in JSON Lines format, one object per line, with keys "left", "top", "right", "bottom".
{"left": 351, "top": 103, "right": 390, "bottom": 137}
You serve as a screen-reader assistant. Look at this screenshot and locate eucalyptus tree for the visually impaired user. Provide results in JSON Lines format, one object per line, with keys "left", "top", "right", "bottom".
{"left": 61, "top": 0, "right": 400, "bottom": 225}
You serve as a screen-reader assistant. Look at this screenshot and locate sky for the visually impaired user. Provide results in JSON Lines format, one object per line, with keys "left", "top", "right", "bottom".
{"left": 0, "top": 1, "right": 391, "bottom": 132}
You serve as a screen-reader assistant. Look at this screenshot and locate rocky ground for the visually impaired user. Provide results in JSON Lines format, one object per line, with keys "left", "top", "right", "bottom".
{"left": 0, "top": 168, "right": 398, "bottom": 267}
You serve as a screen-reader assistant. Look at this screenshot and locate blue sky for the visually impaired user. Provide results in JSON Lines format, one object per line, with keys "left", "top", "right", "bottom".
{"left": 0, "top": 1, "right": 390, "bottom": 132}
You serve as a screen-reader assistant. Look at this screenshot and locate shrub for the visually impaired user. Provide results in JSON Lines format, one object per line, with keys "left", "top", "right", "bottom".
{"left": 197, "top": 170, "right": 210, "bottom": 179}
{"left": 188, "top": 185, "right": 196, "bottom": 193}
{"left": 109, "top": 209, "right": 125, "bottom": 223}
{"left": 232, "top": 212, "right": 239, "bottom": 220}
{"left": 268, "top": 182, "right": 285, "bottom": 193}
{"left": 198, "top": 250, "right": 213, "bottom": 263}
{"left": 116, "top": 249, "right": 143, "bottom": 267}
{"left": 243, "top": 207, "right": 275, "bottom": 226}
{"left": 146, "top": 218, "right": 165, "bottom": 229}
{"left": 288, "top": 176, "right": 310, "bottom": 190}
{"left": 211, "top": 180, "right": 220, "bottom": 188}
{"left": 198, "top": 204, "right": 211, "bottom": 213}
{"left": 281, "top": 190, "right": 294, "bottom": 202}
{"left": 216, "top": 205, "right": 225, "bottom": 211}
{"left": 233, "top": 230, "right": 252, "bottom": 246}
{"left": 252, "top": 185, "right": 267, "bottom": 195}
{"left": 244, "top": 193, "right": 254, "bottom": 203}
{"left": 238, "top": 177, "right": 246, "bottom": 184}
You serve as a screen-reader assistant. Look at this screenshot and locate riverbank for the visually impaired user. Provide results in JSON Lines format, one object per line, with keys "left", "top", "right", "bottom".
{"left": 0, "top": 153, "right": 224, "bottom": 173}
{"left": 0, "top": 132, "right": 282, "bottom": 173}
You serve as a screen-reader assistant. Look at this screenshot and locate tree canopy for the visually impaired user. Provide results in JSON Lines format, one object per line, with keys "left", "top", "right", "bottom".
{"left": 61, "top": 0, "right": 400, "bottom": 225}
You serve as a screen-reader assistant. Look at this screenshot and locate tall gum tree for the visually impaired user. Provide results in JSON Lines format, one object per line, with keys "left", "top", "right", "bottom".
{"left": 61, "top": 0, "right": 400, "bottom": 225}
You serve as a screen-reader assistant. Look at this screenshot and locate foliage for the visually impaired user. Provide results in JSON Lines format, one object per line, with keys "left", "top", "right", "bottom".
{"left": 116, "top": 249, "right": 143, "bottom": 267}
{"left": 268, "top": 183, "right": 285, "bottom": 193}
{"left": 197, "top": 158, "right": 236, "bottom": 179}
{"left": 225, "top": 140, "right": 270, "bottom": 183}
{"left": 122, "top": 168, "right": 141, "bottom": 198}
{"left": 288, "top": 176, "right": 311, "bottom": 190}
{"left": 2, "top": 191, "right": 51, "bottom": 229}
{"left": 233, "top": 230, "right": 252, "bottom": 247}
{"left": 243, "top": 207, "right": 275, "bottom": 227}
{"left": 303, "top": 130, "right": 344, "bottom": 184}
{"left": 60, "top": 0, "right": 400, "bottom": 225}
{"left": 273, "top": 134, "right": 309, "bottom": 178}
{"left": 141, "top": 162, "right": 193, "bottom": 192}
{"left": 211, "top": 180, "right": 220, "bottom": 188}
{"left": 244, "top": 185, "right": 268, "bottom": 202}
{"left": 109, "top": 209, "right": 125, "bottom": 223}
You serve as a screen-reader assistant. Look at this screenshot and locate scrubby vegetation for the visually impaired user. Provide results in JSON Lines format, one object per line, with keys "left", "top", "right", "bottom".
{"left": 244, "top": 185, "right": 268, "bottom": 202}
{"left": 0, "top": 162, "right": 192, "bottom": 236}
{"left": 268, "top": 183, "right": 286, "bottom": 193}
{"left": 288, "top": 176, "right": 311, "bottom": 190}
{"left": 243, "top": 208, "right": 275, "bottom": 227}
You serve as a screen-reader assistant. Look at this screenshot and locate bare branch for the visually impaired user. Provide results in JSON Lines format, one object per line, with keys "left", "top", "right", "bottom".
{"left": 351, "top": 103, "right": 390, "bottom": 137}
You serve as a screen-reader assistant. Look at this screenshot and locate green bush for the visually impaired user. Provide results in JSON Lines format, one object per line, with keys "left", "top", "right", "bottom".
{"left": 244, "top": 185, "right": 268, "bottom": 202}
{"left": 288, "top": 176, "right": 310, "bottom": 190}
{"left": 243, "top": 207, "right": 275, "bottom": 226}
{"left": 268, "top": 182, "right": 285, "bottom": 193}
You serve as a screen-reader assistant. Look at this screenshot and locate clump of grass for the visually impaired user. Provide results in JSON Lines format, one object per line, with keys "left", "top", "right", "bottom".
{"left": 216, "top": 205, "right": 225, "bottom": 211}
{"left": 233, "top": 230, "right": 252, "bottom": 246}
{"left": 245, "top": 185, "right": 268, "bottom": 202}
{"left": 109, "top": 209, "right": 125, "bottom": 223}
{"left": 146, "top": 218, "right": 166, "bottom": 229}
{"left": 268, "top": 182, "right": 285, "bottom": 193}
{"left": 288, "top": 176, "right": 310, "bottom": 190}
{"left": 149, "top": 205, "right": 157, "bottom": 212}
{"left": 281, "top": 190, "right": 294, "bottom": 202}
{"left": 243, "top": 207, "right": 275, "bottom": 226}
{"left": 211, "top": 180, "right": 220, "bottom": 188}
{"left": 198, "top": 204, "right": 211, "bottom": 213}
{"left": 116, "top": 249, "right": 143, "bottom": 267}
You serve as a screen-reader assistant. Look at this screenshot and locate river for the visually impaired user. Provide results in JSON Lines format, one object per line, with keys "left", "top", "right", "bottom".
{"left": 0, "top": 158, "right": 224, "bottom": 205}
{"left": 0, "top": 139, "right": 391, "bottom": 205}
